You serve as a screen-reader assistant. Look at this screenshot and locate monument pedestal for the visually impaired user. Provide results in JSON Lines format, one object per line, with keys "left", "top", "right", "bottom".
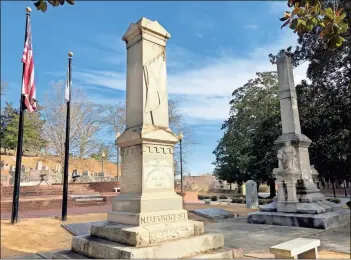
{"left": 53, "top": 219, "right": 240, "bottom": 259}
{"left": 248, "top": 209, "right": 350, "bottom": 230}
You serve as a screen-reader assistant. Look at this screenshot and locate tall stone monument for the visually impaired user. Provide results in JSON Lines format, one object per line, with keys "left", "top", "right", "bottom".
{"left": 53, "top": 18, "right": 239, "bottom": 259}
{"left": 247, "top": 51, "right": 350, "bottom": 229}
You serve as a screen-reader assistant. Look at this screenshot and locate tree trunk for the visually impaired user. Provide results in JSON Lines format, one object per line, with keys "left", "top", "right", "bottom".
{"left": 238, "top": 183, "right": 242, "bottom": 194}
{"left": 332, "top": 180, "right": 336, "bottom": 198}
{"left": 268, "top": 178, "right": 276, "bottom": 199}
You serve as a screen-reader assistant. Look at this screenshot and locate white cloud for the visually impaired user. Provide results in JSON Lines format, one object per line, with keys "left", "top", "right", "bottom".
{"left": 74, "top": 30, "right": 308, "bottom": 122}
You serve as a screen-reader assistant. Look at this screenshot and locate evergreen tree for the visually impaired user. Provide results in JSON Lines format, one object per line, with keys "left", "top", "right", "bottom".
{"left": 2, "top": 103, "right": 47, "bottom": 153}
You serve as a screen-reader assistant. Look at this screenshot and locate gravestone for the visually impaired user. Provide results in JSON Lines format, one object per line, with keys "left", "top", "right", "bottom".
{"left": 36, "top": 161, "right": 43, "bottom": 170}
{"left": 54, "top": 17, "right": 237, "bottom": 259}
{"left": 245, "top": 180, "right": 258, "bottom": 209}
{"left": 191, "top": 208, "right": 236, "bottom": 220}
{"left": 62, "top": 221, "right": 107, "bottom": 236}
{"left": 1, "top": 175, "right": 8, "bottom": 182}
{"left": 54, "top": 164, "right": 62, "bottom": 173}
{"left": 29, "top": 170, "right": 42, "bottom": 182}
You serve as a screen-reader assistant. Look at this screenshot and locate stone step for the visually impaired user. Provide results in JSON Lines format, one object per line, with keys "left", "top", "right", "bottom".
{"left": 90, "top": 220, "right": 204, "bottom": 247}
{"left": 52, "top": 247, "right": 243, "bottom": 259}
{"left": 187, "top": 248, "right": 243, "bottom": 259}
{"left": 52, "top": 250, "right": 89, "bottom": 259}
{"left": 71, "top": 233, "right": 224, "bottom": 259}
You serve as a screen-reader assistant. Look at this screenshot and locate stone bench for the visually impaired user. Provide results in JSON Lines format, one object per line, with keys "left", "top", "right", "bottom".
{"left": 70, "top": 194, "right": 101, "bottom": 199}
{"left": 219, "top": 198, "right": 231, "bottom": 205}
{"left": 270, "top": 238, "right": 320, "bottom": 259}
{"left": 75, "top": 198, "right": 104, "bottom": 202}
{"left": 70, "top": 194, "right": 102, "bottom": 202}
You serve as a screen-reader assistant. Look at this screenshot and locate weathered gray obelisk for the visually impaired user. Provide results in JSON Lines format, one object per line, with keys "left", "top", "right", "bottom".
{"left": 274, "top": 52, "right": 324, "bottom": 205}
{"left": 53, "top": 18, "right": 239, "bottom": 259}
{"left": 247, "top": 51, "right": 350, "bottom": 229}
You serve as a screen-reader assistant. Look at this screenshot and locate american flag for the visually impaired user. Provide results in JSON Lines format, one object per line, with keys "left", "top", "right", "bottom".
{"left": 21, "top": 15, "right": 36, "bottom": 113}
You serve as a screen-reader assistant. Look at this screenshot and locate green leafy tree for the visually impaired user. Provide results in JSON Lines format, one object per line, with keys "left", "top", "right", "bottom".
{"left": 1, "top": 103, "right": 19, "bottom": 150}
{"left": 280, "top": 0, "right": 350, "bottom": 50}
{"left": 297, "top": 81, "right": 351, "bottom": 186}
{"left": 32, "top": 0, "right": 74, "bottom": 12}
{"left": 213, "top": 72, "right": 281, "bottom": 196}
{"left": 2, "top": 104, "right": 47, "bottom": 153}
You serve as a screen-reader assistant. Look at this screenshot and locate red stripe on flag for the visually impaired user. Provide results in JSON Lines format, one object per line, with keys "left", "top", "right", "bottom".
{"left": 21, "top": 16, "right": 36, "bottom": 113}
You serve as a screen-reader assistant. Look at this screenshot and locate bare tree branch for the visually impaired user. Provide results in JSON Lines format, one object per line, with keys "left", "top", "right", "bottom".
{"left": 41, "top": 80, "right": 102, "bottom": 160}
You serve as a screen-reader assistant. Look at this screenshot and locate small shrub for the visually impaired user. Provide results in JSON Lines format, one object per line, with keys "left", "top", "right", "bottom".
{"left": 211, "top": 196, "right": 218, "bottom": 201}
{"left": 326, "top": 198, "right": 341, "bottom": 204}
{"left": 198, "top": 195, "right": 204, "bottom": 200}
{"left": 346, "top": 201, "right": 351, "bottom": 209}
{"left": 203, "top": 196, "right": 210, "bottom": 200}
{"left": 231, "top": 198, "right": 244, "bottom": 204}
{"left": 219, "top": 195, "right": 228, "bottom": 199}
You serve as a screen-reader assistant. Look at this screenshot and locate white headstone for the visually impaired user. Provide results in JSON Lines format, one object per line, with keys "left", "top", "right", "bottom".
{"left": 36, "top": 161, "right": 43, "bottom": 170}
{"left": 245, "top": 180, "right": 258, "bottom": 209}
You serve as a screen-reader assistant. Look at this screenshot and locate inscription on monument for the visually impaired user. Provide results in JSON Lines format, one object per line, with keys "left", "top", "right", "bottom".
{"left": 140, "top": 212, "right": 187, "bottom": 225}
{"left": 144, "top": 154, "right": 173, "bottom": 189}
{"left": 121, "top": 157, "right": 141, "bottom": 192}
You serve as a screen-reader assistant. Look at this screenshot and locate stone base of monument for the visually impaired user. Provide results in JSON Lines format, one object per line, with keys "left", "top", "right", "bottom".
{"left": 53, "top": 219, "right": 241, "bottom": 259}
{"left": 247, "top": 208, "right": 350, "bottom": 229}
{"left": 259, "top": 200, "right": 342, "bottom": 214}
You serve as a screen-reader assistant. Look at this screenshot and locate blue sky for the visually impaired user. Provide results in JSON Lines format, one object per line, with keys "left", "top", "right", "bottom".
{"left": 1, "top": 1, "right": 308, "bottom": 175}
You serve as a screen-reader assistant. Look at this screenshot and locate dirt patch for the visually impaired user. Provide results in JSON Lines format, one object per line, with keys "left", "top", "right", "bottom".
{"left": 1, "top": 213, "right": 107, "bottom": 258}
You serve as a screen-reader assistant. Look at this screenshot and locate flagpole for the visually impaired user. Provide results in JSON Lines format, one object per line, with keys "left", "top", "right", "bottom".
{"left": 11, "top": 7, "right": 31, "bottom": 225}
{"left": 62, "top": 51, "right": 73, "bottom": 221}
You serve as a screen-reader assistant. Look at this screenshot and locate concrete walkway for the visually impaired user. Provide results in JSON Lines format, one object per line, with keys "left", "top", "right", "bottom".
{"left": 205, "top": 217, "right": 351, "bottom": 255}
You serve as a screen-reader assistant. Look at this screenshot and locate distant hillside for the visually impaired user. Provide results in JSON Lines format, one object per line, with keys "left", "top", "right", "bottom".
{"left": 0, "top": 155, "right": 121, "bottom": 178}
